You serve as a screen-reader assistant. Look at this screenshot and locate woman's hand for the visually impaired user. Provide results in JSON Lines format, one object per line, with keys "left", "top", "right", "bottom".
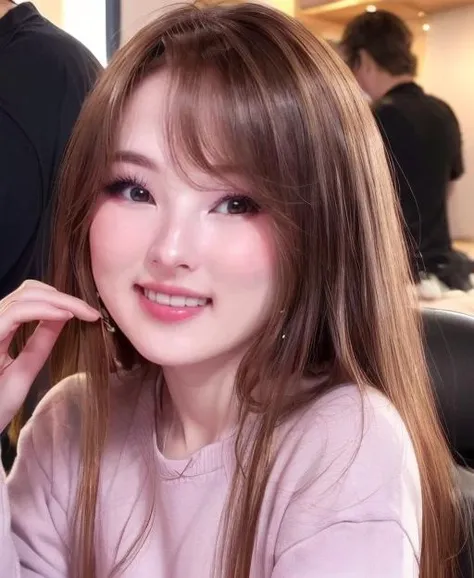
{"left": 0, "top": 280, "right": 100, "bottom": 432}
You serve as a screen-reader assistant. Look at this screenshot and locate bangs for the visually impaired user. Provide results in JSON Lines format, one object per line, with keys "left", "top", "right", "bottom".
{"left": 150, "top": 15, "right": 307, "bottom": 206}
{"left": 165, "top": 60, "right": 251, "bottom": 193}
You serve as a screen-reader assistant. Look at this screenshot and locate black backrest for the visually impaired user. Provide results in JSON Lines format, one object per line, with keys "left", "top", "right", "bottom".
{"left": 421, "top": 308, "right": 474, "bottom": 468}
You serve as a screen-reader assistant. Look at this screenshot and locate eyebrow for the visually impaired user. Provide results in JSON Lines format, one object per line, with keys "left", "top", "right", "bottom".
{"left": 113, "top": 150, "right": 159, "bottom": 171}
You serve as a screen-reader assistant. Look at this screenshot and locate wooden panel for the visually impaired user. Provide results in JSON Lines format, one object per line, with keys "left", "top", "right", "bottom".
{"left": 417, "top": 0, "right": 473, "bottom": 10}
{"left": 300, "top": 0, "right": 474, "bottom": 22}
{"left": 454, "top": 241, "right": 474, "bottom": 259}
{"left": 299, "top": 1, "right": 419, "bottom": 22}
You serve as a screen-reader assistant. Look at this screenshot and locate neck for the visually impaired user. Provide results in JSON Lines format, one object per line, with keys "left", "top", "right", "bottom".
{"left": 376, "top": 73, "right": 414, "bottom": 101}
{"left": 0, "top": 1, "right": 14, "bottom": 19}
{"left": 160, "top": 354, "right": 241, "bottom": 459}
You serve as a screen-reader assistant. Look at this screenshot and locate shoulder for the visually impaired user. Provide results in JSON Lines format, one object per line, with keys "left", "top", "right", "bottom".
{"left": 427, "top": 94, "right": 457, "bottom": 117}
{"left": 279, "top": 384, "right": 415, "bottom": 459}
{"left": 427, "top": 95, "right": 461, "bottom": 132}
{"left": 268, "top": 385, "right": 422, "bottom": 565}
{"left": 273, "top": 384, "right": 421, "bottom": 515}
{"left": 9, "top": 369, "right": 154, "bottom": 519}
{"left": 23, "top": 369, "right": 153, "bottom": 454}
{"left": 372, "top": 99, "right": 412, "bottom": 149}
{"left": 374, "top": 95, "right": 399, "bottom": 116}
{"left": 373, "top": 98, "right": 406, "bottom": 130}
{"left": 265, "top": 386, "right": 422, "bottom": 575}
{"left": 32, "top": 28, "right": 101, "bottom": 90}
{"left": 0, "top": 22, "right": 101, "bottom": 114}
{"left": 9, "top": 17, "right": 100, "bottom": 74}
{"left": 0, "top": 32, "right": 100, "bottom": 149}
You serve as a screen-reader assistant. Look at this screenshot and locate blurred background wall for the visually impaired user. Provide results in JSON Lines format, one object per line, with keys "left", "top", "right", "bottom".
{"left": 419, "top": 4, "right": 474, "bottom": 239}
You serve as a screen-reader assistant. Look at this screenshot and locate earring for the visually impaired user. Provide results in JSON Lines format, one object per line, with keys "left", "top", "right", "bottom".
{"left": 96, "top": 293, "right": 116, "bottom": 333}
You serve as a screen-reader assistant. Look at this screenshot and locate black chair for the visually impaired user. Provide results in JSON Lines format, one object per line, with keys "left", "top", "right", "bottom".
{"left": 422, "top": 308, "right": 474, "bottom": 468}
{"left": 421, "top": 308, "right": 474, "bottom": 577}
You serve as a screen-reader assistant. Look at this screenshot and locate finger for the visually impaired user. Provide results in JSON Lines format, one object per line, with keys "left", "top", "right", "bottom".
{"left": 0, "top": 292, "right": 100, "bottom": 326}
{"left": 14, "top": 279, "right": 58, "bottom": 293}
{"left": 0, "top": 302, "right": 74, "bottom": 354}
{"left": 4, "top": 280, "right": 57, "bottom": 306}
{"left": 0, "top": 320, "right": 68, "bottom": 424}
{"left": 1, "top": 286, "right": 100, "bottom": 320}
{"left": 8, "top": 319, "right": 68, "bottom": 385}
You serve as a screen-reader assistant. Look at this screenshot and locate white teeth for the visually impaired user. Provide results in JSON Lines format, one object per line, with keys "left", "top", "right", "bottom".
{"left": 170, "top": 295, "right": 185, "bottom": 307}
{"left": 155, "top": 292, "right": 170, "bottom": 305}
{"left": 183, "top": 297, "right": 200, "bottom": 307}
{"left": 143, "top": 289, "right": 208, "bottom": 307}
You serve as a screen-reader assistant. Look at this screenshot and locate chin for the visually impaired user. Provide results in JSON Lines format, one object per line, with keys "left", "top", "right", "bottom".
{"left": 119, "top": 326, "right": 228, "bottom": 368}
{"left": 116, "top": 316, "right": 258, "bottom": 370}
{"left": 136, "top": 344, "right": 211, "bottom": 367}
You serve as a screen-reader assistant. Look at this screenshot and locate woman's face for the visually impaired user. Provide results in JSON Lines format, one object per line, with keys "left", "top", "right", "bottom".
{"left": 89, "top": 71, "right": 276, "bottom": 368}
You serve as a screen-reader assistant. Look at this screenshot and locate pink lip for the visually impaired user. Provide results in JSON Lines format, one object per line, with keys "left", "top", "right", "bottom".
{"left": 136, "top": 285, "right": 210, "bottom": 324}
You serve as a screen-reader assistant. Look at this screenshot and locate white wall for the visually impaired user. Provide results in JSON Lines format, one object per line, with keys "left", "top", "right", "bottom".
{"left": 62, "top": 0, "right": 107, "bottom": 65}
{"left": 419, "top": 5, "right": 474, "bottom": 240}
{"left": 17, "top": 0, "right": 107, "bottom": 65}
{"left": 16, "top": 0, "right": 62, "bottom": 25}
{"left": 120, "top": 0, "right": 184, "bottom": 44}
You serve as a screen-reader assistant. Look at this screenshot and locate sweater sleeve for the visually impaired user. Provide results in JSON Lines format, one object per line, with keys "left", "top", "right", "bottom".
{"left": 271, "top": 387, "right": 422, "bottom": 577}
{"left": 0, "top": 380, "right": 81, "bottom": 577}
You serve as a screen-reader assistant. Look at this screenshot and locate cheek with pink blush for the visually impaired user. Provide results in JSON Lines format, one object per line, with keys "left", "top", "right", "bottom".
{"left": 202, "top": 215, "right": 276, "bottom": 296}
{"left": 89, "top": 197, "right": 155, "bottom": 280}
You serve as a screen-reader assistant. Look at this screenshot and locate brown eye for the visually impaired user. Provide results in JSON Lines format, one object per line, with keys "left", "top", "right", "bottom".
{"left": 126, "top": 186, "right": 152, "bottom": 203}
{"left": 213, "top": 195, "right": 260, "bottom": 215}
{"left": 104, "top": 179, "right": 154, "bottom": 204}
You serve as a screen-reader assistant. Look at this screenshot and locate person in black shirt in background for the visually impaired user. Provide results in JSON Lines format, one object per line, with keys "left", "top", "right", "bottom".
{"left": 0, "top": 1, "right": 102, "bottom": 469}
{"left": 341, "top": 10, "right": 472, "bottom": 292}
{"left": 0, "top": 1, "right": 102, "bottom": 297}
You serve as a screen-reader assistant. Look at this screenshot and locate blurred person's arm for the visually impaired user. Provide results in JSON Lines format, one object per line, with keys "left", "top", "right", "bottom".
{"left": 0, "top": 108, "right": 42, "bottom": 298}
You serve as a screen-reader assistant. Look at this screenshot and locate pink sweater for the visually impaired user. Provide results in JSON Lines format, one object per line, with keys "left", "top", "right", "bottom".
{"left": 1, "top": 372, "right": 422, "bottom": 577}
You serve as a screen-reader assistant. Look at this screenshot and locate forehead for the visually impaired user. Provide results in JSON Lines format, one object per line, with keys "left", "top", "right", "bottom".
{"left": 117, "top": 71, "right": 169, "bottom": 152}
{"left": 115, "top": 66, "right": 239, "bottom": 188}
{"left": 115, "top": 69, "right": 241, "bottom": 191}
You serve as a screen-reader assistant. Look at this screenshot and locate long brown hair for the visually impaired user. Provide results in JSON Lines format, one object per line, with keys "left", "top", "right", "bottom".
{"left": 49, "top": 3, "right": 462, "bottom": 577}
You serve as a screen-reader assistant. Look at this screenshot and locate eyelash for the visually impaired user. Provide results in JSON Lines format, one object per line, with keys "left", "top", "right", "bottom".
{"left": 103, "top": 174, "right": 149, "bottom": 197}
{"left": 103, "top": 174, "right": 261, "bottom": 215}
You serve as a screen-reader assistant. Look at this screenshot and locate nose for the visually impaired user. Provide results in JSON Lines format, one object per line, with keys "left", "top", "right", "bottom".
{"left": 147, "top": 210, "right": 197, "bottom": 272}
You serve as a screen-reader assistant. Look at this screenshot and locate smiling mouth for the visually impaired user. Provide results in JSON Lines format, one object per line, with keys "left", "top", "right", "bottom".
{"left": 141, "top": 288, "right": 211, "bottom": 308}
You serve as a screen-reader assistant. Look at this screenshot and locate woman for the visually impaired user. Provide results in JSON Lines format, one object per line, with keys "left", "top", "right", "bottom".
{"left": 0, "top": 4, "right": 463, "bottom": 577}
